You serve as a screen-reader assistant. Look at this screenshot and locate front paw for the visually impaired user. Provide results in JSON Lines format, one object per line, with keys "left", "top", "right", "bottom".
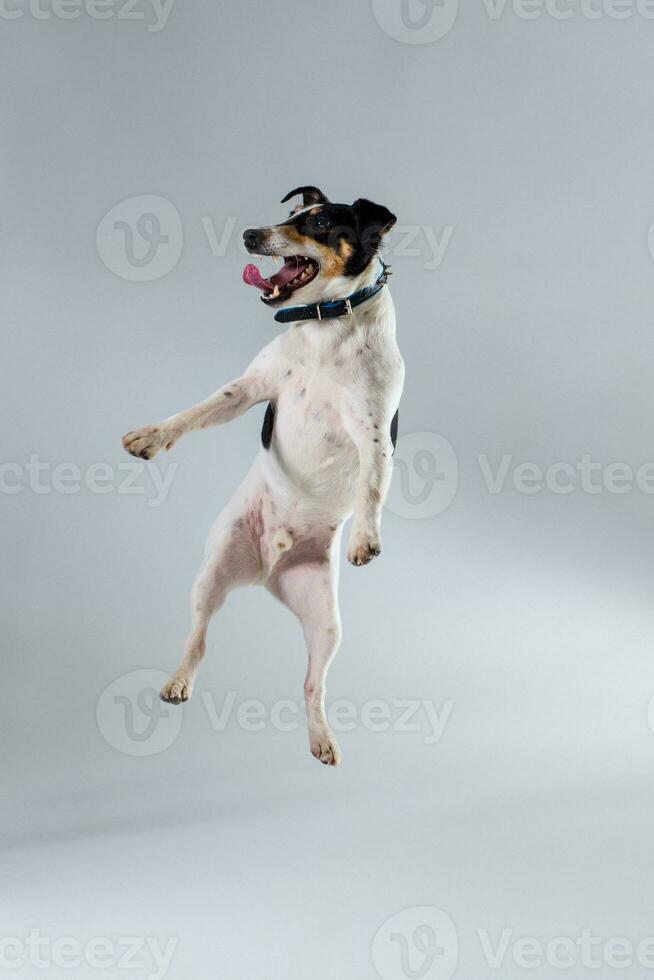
{"left": 122, "top": 425, "right": 177, "bottom": 460}
{"left": 347, "top": 530, "right": 382, "bottom": 567}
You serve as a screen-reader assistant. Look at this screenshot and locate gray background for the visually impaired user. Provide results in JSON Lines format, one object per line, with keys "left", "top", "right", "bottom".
{"left": 4, "top": 1, "right": 654, "bottom": 978}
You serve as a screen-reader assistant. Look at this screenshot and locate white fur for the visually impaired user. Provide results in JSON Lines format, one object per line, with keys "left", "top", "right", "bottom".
{"left": 123, "top": 248, "right": 404, "bottom": 765}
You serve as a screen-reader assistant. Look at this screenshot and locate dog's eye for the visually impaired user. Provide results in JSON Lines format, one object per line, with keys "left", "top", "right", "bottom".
{"left": 313, "top": 213, "right": 330, "bottom": 229}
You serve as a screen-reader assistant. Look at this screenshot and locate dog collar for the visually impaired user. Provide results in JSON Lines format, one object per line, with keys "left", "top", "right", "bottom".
{"left": 273, "top": 263, "right": 389, "bottom": 324}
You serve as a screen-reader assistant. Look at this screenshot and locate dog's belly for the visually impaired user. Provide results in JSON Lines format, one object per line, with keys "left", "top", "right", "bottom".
{"left": 262, "top": 383, "right": 359, "bottom": 512}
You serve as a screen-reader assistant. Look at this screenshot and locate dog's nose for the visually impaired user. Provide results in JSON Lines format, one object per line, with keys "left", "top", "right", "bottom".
{"left": 243, "top": 228, "right": 262, "bottom": 251}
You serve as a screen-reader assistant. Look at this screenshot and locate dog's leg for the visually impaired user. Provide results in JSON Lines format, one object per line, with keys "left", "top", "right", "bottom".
{"left": 343, "top": 366, "right": 403, "bottom": 566}
{"left": 122, "top": 341, "right": 282, "bottom": 460}
{"left": 268, "top": 545, "right": 343, "bottom": 765}
{"left": 160, "top": 509, "right": 260, "bottom": 704}
{"left": 123, "top": 374, "right": 268, "bottom": 461}
{"left": 344, "top": 413, "right": 395, "bottom": 566}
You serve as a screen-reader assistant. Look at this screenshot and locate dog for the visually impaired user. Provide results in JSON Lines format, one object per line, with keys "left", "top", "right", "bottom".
{"left": 122, "top": 185, "right": 404, "bottom": 765}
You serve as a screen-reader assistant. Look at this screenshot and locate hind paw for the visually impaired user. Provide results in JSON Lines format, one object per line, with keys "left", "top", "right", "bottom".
{"left": 160, "top": 676, "right": 192, "bottom": 704}
{"left": 310, "top": 729, "right": 342, "bottom": 766}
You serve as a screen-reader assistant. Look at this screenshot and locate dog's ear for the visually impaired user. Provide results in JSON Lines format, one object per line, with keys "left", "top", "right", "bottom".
{"left": 352, "top": 198, "right": 397, "bottom": 251}
{"left": 281, "top": 186, "right": 328, "bottom": 207}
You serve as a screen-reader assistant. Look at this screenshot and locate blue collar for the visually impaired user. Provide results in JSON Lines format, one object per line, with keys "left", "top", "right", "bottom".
{"left": 273, "top": 263, "right": 389, "bottom": 324}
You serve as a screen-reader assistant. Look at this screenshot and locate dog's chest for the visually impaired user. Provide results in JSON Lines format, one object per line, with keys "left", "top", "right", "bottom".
{"left": 263, "top": 329, "right": 363, "bottom": 469}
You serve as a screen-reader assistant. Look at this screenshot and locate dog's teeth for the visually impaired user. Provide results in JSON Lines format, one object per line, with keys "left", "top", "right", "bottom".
{"left": 272, "top": 285, "right": 280, "bottom": 298}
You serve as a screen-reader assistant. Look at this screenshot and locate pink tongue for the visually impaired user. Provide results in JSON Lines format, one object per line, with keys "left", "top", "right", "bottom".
{"left": 243, "top": 263, "right": 270, "bottom": 291}
{"left": 243, "top": 260, "right": 309, "bottom": 293}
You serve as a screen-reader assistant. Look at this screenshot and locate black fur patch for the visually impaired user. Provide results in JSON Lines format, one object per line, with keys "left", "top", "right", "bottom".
{"left": 390, "top": 409, "right": 399, "bottom": 452}
{"left": 261, "top": 402, "right": 275, "bottom": 449}
{"left": 282, "top": 198, "right": 396, "bottom": 278}
{"left": 281, "top": 186, "right": 327, "bottom": 207}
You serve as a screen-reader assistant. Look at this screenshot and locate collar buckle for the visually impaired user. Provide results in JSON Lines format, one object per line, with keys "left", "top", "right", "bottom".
{"left": 316, "top": 296, "right": 352, "bottom": 320}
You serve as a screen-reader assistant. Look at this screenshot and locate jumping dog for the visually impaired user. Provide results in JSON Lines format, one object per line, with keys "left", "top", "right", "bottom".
{"left": 122, "top": 185, "right": 404, "bottom": 765}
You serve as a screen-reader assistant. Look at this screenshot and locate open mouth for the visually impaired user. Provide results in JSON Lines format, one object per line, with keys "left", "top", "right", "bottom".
{"left": 242, "top": 256, "right": 319, "bottom": 304}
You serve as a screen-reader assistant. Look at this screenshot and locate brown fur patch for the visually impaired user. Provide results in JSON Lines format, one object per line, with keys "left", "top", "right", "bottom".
{"left": 282, "top": 225, "right": 349, "bottom": 278}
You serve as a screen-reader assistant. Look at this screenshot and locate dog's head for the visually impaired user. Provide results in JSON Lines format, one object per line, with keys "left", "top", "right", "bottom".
{"left": 242, "top": 186, "right": 396, "bottom": 307}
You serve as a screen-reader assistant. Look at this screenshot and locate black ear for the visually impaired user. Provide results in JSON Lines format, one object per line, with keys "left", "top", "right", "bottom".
{"left": 281, "top": 185, "right": 328, "bottom": 207}
{"left": 353, "top": 198, "right": 396, "bottom": 251}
